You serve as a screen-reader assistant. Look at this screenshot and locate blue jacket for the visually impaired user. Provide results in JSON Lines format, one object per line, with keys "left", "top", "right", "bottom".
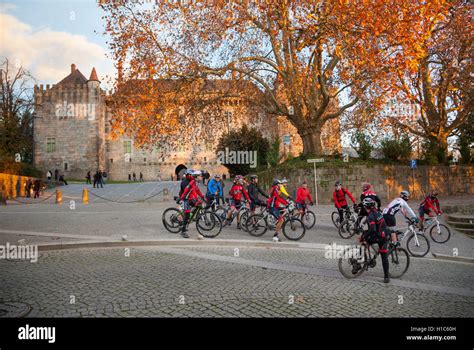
{"left": 207, "top": 179, "right": 222, "bottom": 196}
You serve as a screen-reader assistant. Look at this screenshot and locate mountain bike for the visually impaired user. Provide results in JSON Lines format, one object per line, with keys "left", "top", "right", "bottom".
{"left": 331, "top": 205, "right": 357, "bottom": 228}
{"left": 245, "top": 202, "right": 306, "bottom": 241}
{"left": 338, "top": 207, "right": 366, "bottom": 239}
{"left": 297, "top": 203, "right": 317, "bottom": 229}
{"left": 338, "top": 238, "right": 410, "bottom": 279}
{"left": 422, "top": 215, "right": 451, "bottom": 243}
{"left": 215, "top": 198, "right": 250, "bottom": 231}
{"left": 162, "top": 197, "right": 223, "bottom": 238}
{"left": 393, "top": 219, "right": 431, "bottom": 257}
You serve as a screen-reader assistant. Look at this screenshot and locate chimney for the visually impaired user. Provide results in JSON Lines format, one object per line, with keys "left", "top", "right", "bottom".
{"left": 71, "top": 64, "right": 76, "bottom": 73}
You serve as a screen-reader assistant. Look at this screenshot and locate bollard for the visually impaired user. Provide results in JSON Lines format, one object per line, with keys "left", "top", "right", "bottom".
{"left": 56, "top": 189, "right": 62, "bottom": 204}
{"left": 82, "top": 188, "right": 89, "bottom": 204}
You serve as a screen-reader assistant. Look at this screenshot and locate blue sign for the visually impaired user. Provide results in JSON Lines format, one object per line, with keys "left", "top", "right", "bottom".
{"left": 282, "top": 135, "right": 291, "bottom": 146}
{"left": 410, "top": 159, "right": 417, "bottom": 169}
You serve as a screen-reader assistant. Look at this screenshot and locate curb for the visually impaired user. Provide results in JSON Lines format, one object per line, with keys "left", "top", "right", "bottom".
{"left": 431, "top": 252, "right": 474, "bottom": 264}
{"left": 35, "top": 239, "right": 330, "bottom": 252}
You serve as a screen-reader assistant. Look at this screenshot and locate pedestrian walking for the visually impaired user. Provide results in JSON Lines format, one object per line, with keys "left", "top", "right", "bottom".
{"left": 33, "top": 179, "right": 41, "bottom": 198}
{"left": 133, "top": 172, "right": 137, "bottom": 181}
{"left": 86, "top": 171, "right": 92, "bottom": 185}
{"left": 139, "top": 172, "right": 143, "bottom": 182}
{"left": 25, "top": 179, "right": 32, "bottom": 198}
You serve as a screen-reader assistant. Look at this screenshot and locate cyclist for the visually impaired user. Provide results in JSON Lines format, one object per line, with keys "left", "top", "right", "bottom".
{"left": 382, "top": 190, "right": 418, "bottom": 245}
{"left": 295, "top": 181, "right": 313, "bottom": 216}
{"left": 419, "top": 190, "right": 442, "bottom": 229}
{"left": 178, "top": 170, "right": 205, "bottom": 239}
{"left": 226, "top": 175, "right": 251, "bottom": 228}
{"left": 205, "top": 174, "right": 222, "bottom": 209}
{"left": 279, "top": 178, "right": 292, "bottom": 200}
{"left": 360, "top": 198, "right": 390, "bottom": 284}
{"left": 247, "top": 175, "right": 268, "bottom": 214}
{"left": 267, "top": 178, "right": 289, "bottom": 242}
{"left": 333, "top": 181, "right": 356, "bottom": 224}
{"left": 357, "top": 182, "right": 381, "bottom": 228}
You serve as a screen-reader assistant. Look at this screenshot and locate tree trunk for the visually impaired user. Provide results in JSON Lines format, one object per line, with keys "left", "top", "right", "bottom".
{"left": 301, "top": 128, "right": 323, "bottom": 156}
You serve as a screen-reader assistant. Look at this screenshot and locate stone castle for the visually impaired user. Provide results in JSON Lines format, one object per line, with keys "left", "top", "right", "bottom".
{"left": 33, "top": 64, "right": 341, "bottom": 181}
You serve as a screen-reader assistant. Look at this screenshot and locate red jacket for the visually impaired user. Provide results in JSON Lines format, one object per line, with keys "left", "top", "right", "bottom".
{"left": 333, "top": 187, "right": 356, "bottom": 208}
{"left": 229, "top": 184, "right": 251, "bottom": 202}
{"left": 296, "top": 187, "right": 313, "bottom": 204}
{"left": 420, "top": 196, "right": 441, "bottom": 214}
{"left": 180, "top": 179, "right": 204, "bottom": 201}
{"left": 267, "top": 185, "right": 288, "bottom": 209}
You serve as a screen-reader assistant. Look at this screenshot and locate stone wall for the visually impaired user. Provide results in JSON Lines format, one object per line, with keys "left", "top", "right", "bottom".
{"left": 257, "top": 165, "right": 474, "bottom": 205}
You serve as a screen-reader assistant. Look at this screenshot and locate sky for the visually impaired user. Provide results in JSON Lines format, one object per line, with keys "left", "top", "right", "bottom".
{"left": 0, "top": 0, "right": 115, "bottom": 87}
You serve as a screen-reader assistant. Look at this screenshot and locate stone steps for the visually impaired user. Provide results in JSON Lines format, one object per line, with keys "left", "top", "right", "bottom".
{"left": 446, "top": 214, "right": 474, "bottom": 237}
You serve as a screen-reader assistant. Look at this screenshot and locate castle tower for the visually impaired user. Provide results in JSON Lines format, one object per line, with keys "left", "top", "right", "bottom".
{"left": 33, "top": 64, "right": 107, "bottom": 179}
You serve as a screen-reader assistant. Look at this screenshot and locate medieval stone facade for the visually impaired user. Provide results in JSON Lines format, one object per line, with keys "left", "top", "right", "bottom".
{"left": 33, "top": 64, "right": 341, "bottom": 181}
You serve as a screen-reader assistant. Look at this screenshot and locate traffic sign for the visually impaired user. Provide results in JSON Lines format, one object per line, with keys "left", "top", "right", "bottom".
{"left": 410, "top": 159, "right": 417, "bottom": 169}
{"left": 307, "top": 158, "right": 325, "bottom": 163}
{"left": 282, "top": 135, "right": 291, "bottom": 146}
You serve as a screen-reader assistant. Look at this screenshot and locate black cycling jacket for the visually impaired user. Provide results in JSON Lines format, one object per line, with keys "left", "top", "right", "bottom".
{"left": 248, "top": 183, "right": 268, "bottom": 202}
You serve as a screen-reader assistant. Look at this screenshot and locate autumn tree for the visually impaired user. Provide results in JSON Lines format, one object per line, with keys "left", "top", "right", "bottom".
{"left": 100, "top": 0, "right": 451, "bottom": 155}
{"left": 389, "top": 0, "right": 473, "bottom": 164}
{"left": 0, "top": 57, "right": 35, "bottom": 165}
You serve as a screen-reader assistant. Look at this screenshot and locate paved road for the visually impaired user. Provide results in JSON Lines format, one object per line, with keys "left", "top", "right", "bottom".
{"left": 1, "top": 245, "right": 473, "bottom": 317}
{"left": 1, "top": 182, "right": 472, "bottom": 257}
{"left": 1, "top": 182, "right": 473, "bottom": 317}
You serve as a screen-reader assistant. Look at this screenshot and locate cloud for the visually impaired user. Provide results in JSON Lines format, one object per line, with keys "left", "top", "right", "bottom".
{"left": 0, "top": 11, "right": 115, "bottom": 87}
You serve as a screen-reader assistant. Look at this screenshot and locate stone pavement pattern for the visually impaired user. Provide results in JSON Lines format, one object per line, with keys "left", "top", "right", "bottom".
{"left": 1, "top": 246, "right": 473, "bottom": 317}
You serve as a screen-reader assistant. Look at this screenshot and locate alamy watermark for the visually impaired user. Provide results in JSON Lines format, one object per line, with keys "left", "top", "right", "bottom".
{"left": 55, "top": 101, "right": 96, "bottom": 121}
{"left": 0, "top": 242, "right": 38, "bottom": 263}
{"left": 216, "top": 147, "right": 257, "bottom": 168}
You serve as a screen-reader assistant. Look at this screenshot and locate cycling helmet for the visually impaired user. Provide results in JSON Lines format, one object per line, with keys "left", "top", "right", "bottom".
{"left": 214, "top": 174, "right": 221, "bottom": 179}
{"left": 272, "top": 178, "right": 281, "bottom": 186}
{"left": 400, "top": 190, "right": 410, "bottom": 200}
{"left": 250, "top": 175, "right": 258, "bottom": 180}
{"left": 362, "top": 197, "right": 376, "bottom": 208}
{"left": 430, "top": 190, "right": 438, "bottom": 198}
{"left": 281, "top": 178, "right": 288, "bottom": 184}
{"left": 191, "top": 170, "right": 202, "bottom": 177}
{"left": 362, "top": 182, "right": 371, "bottom": 191}
{"left": 335, "top": 181, "right": 342, "bottom": 187}
{"left": 234, "top": 175, "right": 244, "bottom": 184}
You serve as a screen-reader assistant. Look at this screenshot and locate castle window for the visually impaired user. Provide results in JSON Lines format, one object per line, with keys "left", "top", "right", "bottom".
{"left": 123, "top": 140, "right": 132, "bottom": 155}
{"left": 46, "top": 138, "right": 56, "bottom": 153}
{"left": 110, "top": 159, "right": 113, "bottom": 163}
{"left": 64, "top": 162, "right": 68, "bottom": 171}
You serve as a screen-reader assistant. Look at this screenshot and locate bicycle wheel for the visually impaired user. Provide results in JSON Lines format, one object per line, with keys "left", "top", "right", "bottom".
{"left": 429, "top": 223, "right": 451, "bottom": 244}
{"left": 162, "top": 208, "right": 184, "bottom": 233}
{"left": 302, "top": 210, "right": 316, "bottom": 229}
{"left": 245, "top": 213, "right": 268, "bottom": 237}
{"left": 338, "top": 246, "right": 365, "bottom": 278}
{"left": 388, "top": 247, "right": 410, "bottom": 278}
{"left": 196, "top": 211, "right": 222, "bottom": 238}
{"left": 406, "top": 233, "right": 430, "bottom": 257}
{"left": 239, "top": 210, "right": 249, "bottom": 231}
{"left": 214, "top": 206, "right": 228, "bottom": 222}
{"left": 338, "top": 219, "right": 356, "bottom": 239}
{"left": 331, "top": 211, "right": 340, "bottom": 228}
{"left": 282, "top": 217, "right": 306, "bottom": 241}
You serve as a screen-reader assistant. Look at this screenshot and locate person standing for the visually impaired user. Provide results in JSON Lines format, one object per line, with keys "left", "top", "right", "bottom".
{"left": 33, "top": 179, "right": 41, "bottom": 198}
{"left": 97, "top": 171, "right": 104, "bottom": 188}
{"left": 206, "top": 174, "right": 222, "bottom": 208}
{"left": 86, "top": 171, "right": 92, "bottom": 185}
{"left": 128, "top": 174, "right": 132, "bottom": 182}
{"left": 46, "top": 170, "right": 52, "bottom": 182}
{"left": 25, "top": 179, "right": 32, "bottom": 198}
{"left": 139, "top": 172, "right": 144, "bottom": 182}
{"left": 133, "top": 172, "right": 137, "bottom": 182}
